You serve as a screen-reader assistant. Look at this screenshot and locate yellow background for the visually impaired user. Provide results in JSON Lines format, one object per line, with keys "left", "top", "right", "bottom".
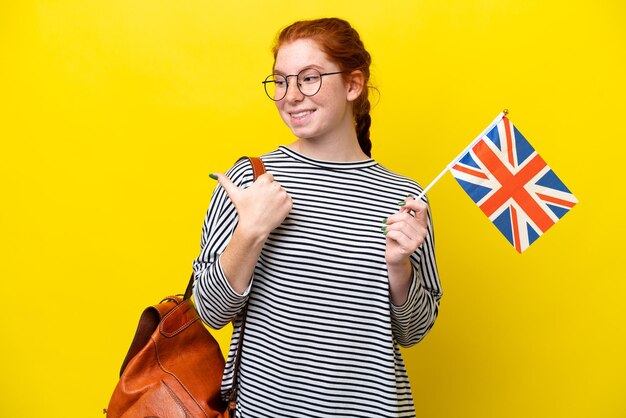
{"left": 1, "top": 1, "right": 624, "bottom": 417}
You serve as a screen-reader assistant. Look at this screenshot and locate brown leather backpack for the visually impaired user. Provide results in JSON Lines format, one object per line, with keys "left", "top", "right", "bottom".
{"left": 105, "top": 157, "right": 265, "bottom": 418}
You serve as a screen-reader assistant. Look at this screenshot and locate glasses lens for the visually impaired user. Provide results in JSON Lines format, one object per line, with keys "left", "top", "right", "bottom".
{"left": 264, "top": 74, "right": 287, "bottom": 101}
{"left": 297, "top": 69, "right": 322, "bottom": 96}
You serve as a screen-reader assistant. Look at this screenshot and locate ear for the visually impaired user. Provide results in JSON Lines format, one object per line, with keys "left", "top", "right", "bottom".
{"left": 345, "top": 70, "right": 365, "bottom": 102}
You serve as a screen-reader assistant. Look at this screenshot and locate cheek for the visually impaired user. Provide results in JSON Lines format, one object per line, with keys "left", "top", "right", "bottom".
{"left": 275, "top": 104, "right": 295, "bottom": 128}
{"left": 275, "top": 102, "right": 288, "bottom": 119}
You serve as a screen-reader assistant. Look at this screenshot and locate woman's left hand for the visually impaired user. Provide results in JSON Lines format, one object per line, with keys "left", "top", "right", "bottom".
{"left": 383, "top": 196, "right": 428, "bottom": 266}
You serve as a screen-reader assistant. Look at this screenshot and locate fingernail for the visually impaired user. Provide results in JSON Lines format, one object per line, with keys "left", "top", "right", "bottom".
{"left": 397, "top": 200, "right": 406, "bottom": 206}
{"left": 382, "top": 217, "right": 388, "bottom": 224}
{"left": 382, "top": 230, "right": 388, "bottom": 236}
{"left": 209, "top": 173, "right": 218, "bottom": 180}
{"left": 381, "top": 225, "right": 387, "bottom": 232}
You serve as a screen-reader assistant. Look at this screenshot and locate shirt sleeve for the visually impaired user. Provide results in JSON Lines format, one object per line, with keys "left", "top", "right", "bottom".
{"left": 192, "top": 158, "right": 255, "bottom": 330}
{"left": 389, "top": 198, "right": 443, "bottom": 347}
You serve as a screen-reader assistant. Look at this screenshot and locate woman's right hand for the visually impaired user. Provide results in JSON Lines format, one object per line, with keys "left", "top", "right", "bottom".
{"left": 212, "top": 171, "right": 293, "bottom": 239}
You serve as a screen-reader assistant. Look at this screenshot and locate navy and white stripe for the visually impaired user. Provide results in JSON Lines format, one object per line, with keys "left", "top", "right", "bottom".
{"left": 193, "top": 146, "right": 442, "bottom": 417}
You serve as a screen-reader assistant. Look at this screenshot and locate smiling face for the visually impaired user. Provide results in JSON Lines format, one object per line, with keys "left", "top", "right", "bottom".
{"left": 273, "top": 39, "right": 359, "bottom": 144}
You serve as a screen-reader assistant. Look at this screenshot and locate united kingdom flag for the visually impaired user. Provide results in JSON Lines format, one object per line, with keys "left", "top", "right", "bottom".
{"left": 450, "top": 117, "right": 578, "bottom": 253}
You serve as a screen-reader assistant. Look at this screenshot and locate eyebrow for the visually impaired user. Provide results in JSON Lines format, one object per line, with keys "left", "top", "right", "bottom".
{"left": 273, "top": 64, "right": 325, "bottom": 75}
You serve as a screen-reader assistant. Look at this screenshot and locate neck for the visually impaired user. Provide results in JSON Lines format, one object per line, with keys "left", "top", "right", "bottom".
{"left": 287, "top": 115, "right": 369, "bottom": 162}
{"left": 288, "top": 135, "right": 368, "bottom": 162}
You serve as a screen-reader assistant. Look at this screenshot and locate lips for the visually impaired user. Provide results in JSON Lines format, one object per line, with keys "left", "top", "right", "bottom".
{"left": 289, "top": 109, "right": 315, "bottom": 120}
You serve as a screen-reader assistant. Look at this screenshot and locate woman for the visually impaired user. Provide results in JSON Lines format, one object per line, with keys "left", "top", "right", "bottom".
{"left": 193, "top": 17, "right": 442, "bottom": 417}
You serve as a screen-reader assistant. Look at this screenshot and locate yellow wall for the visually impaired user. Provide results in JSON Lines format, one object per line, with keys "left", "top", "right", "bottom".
{"left": 1, "top": 1, "right": 624, "bottom": 417}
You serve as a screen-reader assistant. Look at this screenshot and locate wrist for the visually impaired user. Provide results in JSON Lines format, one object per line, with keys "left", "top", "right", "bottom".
{"left": 386, "top": 258, "right": 411, "bottom": 275}
{"left": 387, "top": 259, "right": 412, "bottom": 306}
{"left": 233, "top": 221, "right": 270, "bottom": 249}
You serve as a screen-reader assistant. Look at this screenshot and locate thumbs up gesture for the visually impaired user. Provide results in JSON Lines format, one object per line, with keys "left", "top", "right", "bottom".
{"left": 211, "top": 171, "right": 293, "bottom": 240}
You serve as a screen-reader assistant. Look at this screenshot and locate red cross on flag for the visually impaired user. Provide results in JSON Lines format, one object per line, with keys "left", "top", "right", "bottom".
{"left": 418, "top": 111, "right": 578, "bottom": 253}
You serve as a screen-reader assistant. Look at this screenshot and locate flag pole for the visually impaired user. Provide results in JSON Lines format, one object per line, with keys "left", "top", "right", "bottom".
{"left": 415, "top": 109, "right": 509, "bottom": 202}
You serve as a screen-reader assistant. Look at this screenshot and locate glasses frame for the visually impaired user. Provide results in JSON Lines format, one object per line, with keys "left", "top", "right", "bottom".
{"left": 262, "top": 68, "right": 347, "bottom": 101}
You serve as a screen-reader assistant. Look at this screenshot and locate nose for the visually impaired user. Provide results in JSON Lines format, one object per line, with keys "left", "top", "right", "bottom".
{"left": 284, "top": 76, "right": 304, "bottom": 103}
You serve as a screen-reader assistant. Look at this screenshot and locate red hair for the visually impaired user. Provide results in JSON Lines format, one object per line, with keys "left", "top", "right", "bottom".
{"left": 272, "top": 18, "right": 373, "bottom": 157}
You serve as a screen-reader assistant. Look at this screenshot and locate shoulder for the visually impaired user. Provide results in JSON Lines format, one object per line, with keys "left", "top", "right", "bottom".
{"left": 223, "top": 156, "right": 260, "bottom": 188}
{"left": 223, "top": 149, "right": 284, "bottom": 187}
{"left": 369, "top": 162, "right": 425, "bottom": 198}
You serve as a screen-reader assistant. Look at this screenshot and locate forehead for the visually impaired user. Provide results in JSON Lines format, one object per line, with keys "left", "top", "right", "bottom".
{"left": 273, "top": 39, "right": 335, "bottom": 73}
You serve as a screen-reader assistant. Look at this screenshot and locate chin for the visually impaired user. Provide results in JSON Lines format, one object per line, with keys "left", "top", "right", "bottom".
{"left": 289, "top": 126, "right": 318, "bottom": 140}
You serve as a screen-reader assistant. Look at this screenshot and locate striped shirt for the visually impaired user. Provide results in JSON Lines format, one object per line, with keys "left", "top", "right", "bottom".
{"left": 193, "top": 146, "right": 442, "bottom": 417}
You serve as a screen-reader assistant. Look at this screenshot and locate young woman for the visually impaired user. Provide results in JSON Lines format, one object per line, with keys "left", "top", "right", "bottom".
{"left": 193, "top": 17, "right": 442, "bottom": 417}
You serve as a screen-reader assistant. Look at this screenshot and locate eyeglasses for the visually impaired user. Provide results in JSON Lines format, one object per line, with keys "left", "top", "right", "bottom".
{"left": 262, "top": 68, "right": 346, "bottom": 101}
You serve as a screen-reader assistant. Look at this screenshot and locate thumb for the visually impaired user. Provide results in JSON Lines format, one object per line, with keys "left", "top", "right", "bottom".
{"left": 402, "top": 196, "right": 428, "bottom": 221}
{"left": 210, "top": 172, "right": 240, "bottom": 203}
{"left": 403, "top": 196, "right": 428, "bottom": 212}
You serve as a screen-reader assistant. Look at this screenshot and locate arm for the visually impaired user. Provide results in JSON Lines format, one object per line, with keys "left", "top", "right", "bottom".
{"left": 383, "top": 196, "right": 442, "bottom": 346}
{"left": 192, "top": 160, "right": 292, "bottom": 329}
{"left": 214, "top": 169, "right": 293, "bottom": 294}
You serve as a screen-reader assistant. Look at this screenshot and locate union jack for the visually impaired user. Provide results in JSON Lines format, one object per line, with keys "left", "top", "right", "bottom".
{"left": 450, "top": 116, "right": 578, "bottom": 253}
